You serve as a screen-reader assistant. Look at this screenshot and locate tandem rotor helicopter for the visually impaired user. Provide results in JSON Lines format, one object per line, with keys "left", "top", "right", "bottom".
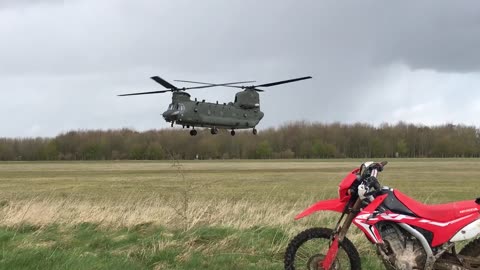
{"left": 119, "top": 76, "right": 312, "bottom": 136}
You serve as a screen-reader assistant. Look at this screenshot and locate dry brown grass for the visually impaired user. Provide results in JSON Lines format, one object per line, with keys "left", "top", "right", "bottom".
{"left": 0, "top": 159, "right": 478, "bottom": 238}
{"left": 0, "top": 196, "right": 329, "bottom": 232}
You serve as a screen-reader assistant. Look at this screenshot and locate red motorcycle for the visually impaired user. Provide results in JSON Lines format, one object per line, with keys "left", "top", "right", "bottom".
{"left": 285, "top": 161, "right": 480, "bottom": 270}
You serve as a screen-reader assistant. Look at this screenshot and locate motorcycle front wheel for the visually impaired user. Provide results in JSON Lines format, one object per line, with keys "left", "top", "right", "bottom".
{"left": 284, "top": 227, "right": 361, "bottom": 270}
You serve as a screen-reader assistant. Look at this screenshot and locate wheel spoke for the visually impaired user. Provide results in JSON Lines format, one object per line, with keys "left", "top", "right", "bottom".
{"left": 285, "top": 228, "right": 359, "bottom": 270}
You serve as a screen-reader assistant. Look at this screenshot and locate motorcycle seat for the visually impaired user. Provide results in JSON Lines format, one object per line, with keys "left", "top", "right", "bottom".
{"left": 394, "top": 190, "right": 479, "bottom": 222}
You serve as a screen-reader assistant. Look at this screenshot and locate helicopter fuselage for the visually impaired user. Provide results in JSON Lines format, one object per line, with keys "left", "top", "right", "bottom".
{"left": 162, "top": 91, "right": 264, "bottom": 130}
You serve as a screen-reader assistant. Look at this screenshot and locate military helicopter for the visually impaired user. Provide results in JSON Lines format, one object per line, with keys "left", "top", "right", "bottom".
{"left": 119, "top": 76, "right": 312, "bottom": 136}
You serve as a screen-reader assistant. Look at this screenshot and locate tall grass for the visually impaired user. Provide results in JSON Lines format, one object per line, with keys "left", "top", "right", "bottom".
{"left": 0, "top": 159, "right": 478, "bottom": 269}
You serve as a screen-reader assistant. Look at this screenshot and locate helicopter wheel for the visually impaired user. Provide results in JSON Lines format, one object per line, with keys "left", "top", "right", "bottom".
{"left": 190, "top": 129, "right": 197, "bottom": 136}
{"left": 210, "top": 128, "right": 218, "bottom": 135}
{"left": 252, "top": 128, "right": 257, "bottom": 135}
{"left": 231, "top": 130, "right": 235, "bottom": 136}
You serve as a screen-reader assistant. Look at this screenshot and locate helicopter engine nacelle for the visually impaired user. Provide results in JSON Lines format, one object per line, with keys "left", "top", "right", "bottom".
{"left": 234, "top": 90, "right": 260, "bottom": 109}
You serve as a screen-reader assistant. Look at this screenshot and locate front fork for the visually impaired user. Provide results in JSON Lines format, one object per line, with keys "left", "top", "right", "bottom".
{"left": 321, "top": 197, "right": 363, "bottom": 269}
{"left": 337, "top": 197, "right": 363, "bottom": 241}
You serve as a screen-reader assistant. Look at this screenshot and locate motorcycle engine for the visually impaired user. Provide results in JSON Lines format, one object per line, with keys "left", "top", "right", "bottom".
{"left": 376, "top": 223, "right": 427, "bottom": 270}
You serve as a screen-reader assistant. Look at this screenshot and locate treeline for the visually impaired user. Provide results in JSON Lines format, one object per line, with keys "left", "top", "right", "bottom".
{"left": 1, "top": 122, "right": 480, "bottom": 161}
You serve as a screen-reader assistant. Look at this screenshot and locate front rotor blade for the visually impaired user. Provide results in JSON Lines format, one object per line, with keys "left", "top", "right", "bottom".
{"left": 255, "top": 76, "right": 312, "bottom": 88}
{"left": 182, "top": 85, "right": 225, "bottom": 90}
{"left": 118, "top": 90, "right": 171, "bottom": 96}
{"left": 182, "top": 82, "right": 255, "bottom": 90}
{"left": 118, "top": 82, "right": 253, "bottom": 97}
{"left": 174, "top": 80, "right": 256, "bottom": 86}
{"left": 150, "top": 76, "right": 178, "bottom": 89}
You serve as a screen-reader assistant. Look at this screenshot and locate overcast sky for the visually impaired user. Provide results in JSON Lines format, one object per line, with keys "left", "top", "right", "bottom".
{"left": 2, "top": 1, "right": 480, "bottom": 137}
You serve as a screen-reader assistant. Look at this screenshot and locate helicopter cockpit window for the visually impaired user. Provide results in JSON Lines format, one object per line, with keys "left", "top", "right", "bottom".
{"left": 177, "top": 103, "right": 186, "bottom": 111}
{"left": 169, "top": 103, "right": 185, "bottom": 111}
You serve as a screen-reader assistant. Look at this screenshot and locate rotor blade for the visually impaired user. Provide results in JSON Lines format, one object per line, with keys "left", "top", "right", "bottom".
{"left": 118, "top": 90, "right": 172, "bottom": 96}
{"left": 219, "top": 85, "right": 264, "bottom": 91}
{"left": 119, "top": 82, "right": 255, "bottom": 96}
{"left": 213, "top": 85, "right": 245, "bottom": 89}
{"left": 255, "top": 76, "right": 312, "bottom": 88}
{"left": 174, "top": 80, "right": 256, "bottom": 86}
{"left": 150, "top": 76, "right": 178, "bottom": 89}
{"left": 181, "top": 84, "right": 233, "bottom": 90}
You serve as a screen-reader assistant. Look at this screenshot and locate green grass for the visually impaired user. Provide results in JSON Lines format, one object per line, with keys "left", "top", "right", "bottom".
{"left": 0, "top": 159, "right": 478, "bottom": 269}
{"left": 0, "top": 223, "right": 285, "bottom": 270}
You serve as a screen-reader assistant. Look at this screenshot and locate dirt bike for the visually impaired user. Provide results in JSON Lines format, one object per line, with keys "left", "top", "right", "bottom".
{"left": 284, "top": 161, "right": 480, "bottom": 270}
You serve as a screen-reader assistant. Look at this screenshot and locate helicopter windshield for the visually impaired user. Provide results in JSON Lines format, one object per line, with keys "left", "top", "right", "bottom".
{"left": 169, "top": 103, "right": 185, "bottom": 111}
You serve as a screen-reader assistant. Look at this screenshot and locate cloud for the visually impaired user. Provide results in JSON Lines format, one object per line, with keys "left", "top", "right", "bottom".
{"left": 1, "top": 1, "right": 480, "bottom": 137}
{"left": 0, "top": 0, "right": 62, "bottom": 10}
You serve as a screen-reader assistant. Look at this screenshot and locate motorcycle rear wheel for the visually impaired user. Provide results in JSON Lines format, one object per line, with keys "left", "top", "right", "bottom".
{"left": 284, "top": 227, "right": 361, "bottom": 270}
{"left": 459, "top": 238, "right": 480, "bottom": 269}
{"left": 460, "top": 238, "right": 480, "bottom": 257}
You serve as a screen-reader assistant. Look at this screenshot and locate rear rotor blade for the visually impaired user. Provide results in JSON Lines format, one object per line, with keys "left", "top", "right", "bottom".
{"left": 151, "top": 76, "right": 178, "bottom": 89}
{"left": 212, "top": 85, "right": 265, "bottom": 91}
{"left": 255, "top": 76, "right": 312, "bottom": 88}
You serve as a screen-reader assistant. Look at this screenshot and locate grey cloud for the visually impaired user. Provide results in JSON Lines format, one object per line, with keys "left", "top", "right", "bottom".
{"left": 4, "top": 0, "right": 480, "bottom": 76}
{"left": 1, "top": 0, "right": 480, "bottom": 137}
{"left": 0, "top": 0, "right": 62, "bottom": 9}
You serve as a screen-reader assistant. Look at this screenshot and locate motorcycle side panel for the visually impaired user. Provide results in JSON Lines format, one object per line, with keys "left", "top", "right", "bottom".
{"left": 295, "top": 198, "right": 346, "bottom": 220}
{"left": 450, "top": 218, "right": 480, "bottom": 242}
{"left": 356, "top": 211, "right": 480, "bottom": 247}
{"left": 363, "top": 194, "right": 388, "bottom": 213}
{"left": 353, "top": 195, "right": 389, "bottom": 244}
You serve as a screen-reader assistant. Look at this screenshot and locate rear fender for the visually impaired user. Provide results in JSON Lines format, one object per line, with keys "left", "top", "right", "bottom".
{"left": 295, "top": 198, "right": 347, "bottom": 220}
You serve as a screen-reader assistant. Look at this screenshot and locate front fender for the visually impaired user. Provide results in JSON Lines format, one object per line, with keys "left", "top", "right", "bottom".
{"left": 295, "top": 198, "right": 347, "bottom": 220}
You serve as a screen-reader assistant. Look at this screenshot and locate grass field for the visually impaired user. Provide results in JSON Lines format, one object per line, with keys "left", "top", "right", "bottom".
{"left": 0, "top": 159, "right": 478, "bottom": 269}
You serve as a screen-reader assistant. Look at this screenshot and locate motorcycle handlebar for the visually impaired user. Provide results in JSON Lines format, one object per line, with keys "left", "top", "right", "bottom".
{"left": 361, "top": 176, "right": 382, "bottom": 198}
{"left": 356, "top": 161, "right": 388, "bottom": 196}
{"left": 371, "top": 161, "right": 388, "bottom": 172}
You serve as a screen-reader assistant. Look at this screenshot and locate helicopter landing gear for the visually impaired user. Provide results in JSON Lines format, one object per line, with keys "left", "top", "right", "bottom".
{"left": 252, "top": 128, "right": 258, "bottom": 135}
{"left": 190, "top": 129, "right": 197, "bottom": 136}
{"left": 171, "top": 121, "right": 174, "bottom": 127}
{"left": 210, "top": 128, "right": 219, "bottom": 135}
{"left": 231, "top": 130, "right": 236, "bottom": 136}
